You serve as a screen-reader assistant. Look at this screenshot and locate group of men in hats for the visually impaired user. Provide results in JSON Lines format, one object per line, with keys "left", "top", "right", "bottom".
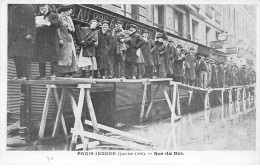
{"left": 8, "top": 4, "right": 256, "bottom": 88}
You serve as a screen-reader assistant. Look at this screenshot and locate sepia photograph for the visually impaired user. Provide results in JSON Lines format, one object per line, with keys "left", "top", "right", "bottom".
{"left": 1, "top": 0, "right": 259, "bottom": 165}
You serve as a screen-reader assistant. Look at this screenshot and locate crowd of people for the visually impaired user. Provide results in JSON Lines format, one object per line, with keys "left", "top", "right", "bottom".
{"left": 8, "top": 4, "right": 256, "bottom": 89}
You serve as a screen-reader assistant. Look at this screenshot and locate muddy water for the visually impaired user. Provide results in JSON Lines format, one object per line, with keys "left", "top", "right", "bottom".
{"left": 9, "top": 105, "right": 256, "bottom": 151}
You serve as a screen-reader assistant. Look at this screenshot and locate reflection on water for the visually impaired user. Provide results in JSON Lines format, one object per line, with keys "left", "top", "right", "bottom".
{"left": 10, "top": 105, "right": 256, "bottom": 151}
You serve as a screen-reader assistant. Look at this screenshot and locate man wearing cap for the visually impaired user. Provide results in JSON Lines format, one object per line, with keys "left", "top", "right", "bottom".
{"left": 55, "top": 4, "right": 77, "bottom": 77}
{"left": 217, "top": 61, "right": 225, "bottom": 87}
{"left": 141, "top": 29, "right": 155, "bottom": 78}
{"left": 125, "top": 24, "right": 145, "bottom": 79}
{"left": 163, "top": 38, "right": 174, "bottom": 78}
{"left": 96, "top": 20, "right": 113, "bottom": 78}
{"left": 185, "top": 47, "right": 196, "bottom": 86}
{"left": 151, "top": 33, "right": 165, "bottom": 78}
{"left": 112, "top": 20, "right": 127, "bottom": 78}
{"left": 199, "top": 55, "right": 208, "bottom": 88}
{"left": 172, "top": 45, "right": 186, "bottom": 83}
{"left": 33, "top": 4, "right": 61, "bottom": 78}
{"left": 79, "top": 19, "right": 99, "bottom": 78}
{"left": 8, "top": 4, "right": 35, "bottom": 80}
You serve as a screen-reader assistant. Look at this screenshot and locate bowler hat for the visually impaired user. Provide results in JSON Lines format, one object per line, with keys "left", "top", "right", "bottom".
{"left": 156, "top": 33, "right": 163, "bottom": 39}
{"left": 176, "top": 44, "right": 183, "bottom": 49}
{"left": 130, "top": 24, "right": 137, "bottom": 29}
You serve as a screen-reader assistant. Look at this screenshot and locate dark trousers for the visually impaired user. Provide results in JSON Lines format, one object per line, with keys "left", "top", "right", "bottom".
{"left": 145, "top": 65, "right": 154, "bottom": 79}
{"left": 39, "top": 61, "right": 57, "bottom": 77}
{"left": 100, "top": 69, "right": 106, "bottom": 78}
{"left": 155, "top": 65, "right": 160, "bottom": 77}
{"left": 114, "top": 54, "right": 125, "bottom": 78}
{"left": 125, "top": 61, "right": 137, "bottom": 79}
{"left": 175, "top": 76, "right": 184, "bottom": 83}
{"left": 13, "top": 57, "right": 31, "bottom": 78}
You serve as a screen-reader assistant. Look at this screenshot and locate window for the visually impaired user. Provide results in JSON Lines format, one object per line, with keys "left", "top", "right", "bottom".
{"left": 192, "top": 19, "right": 198, "bottom": 42}
{"left": 174, "top": 10, "right": 183, "bottom": 37}
{"left": 131, "top": 4, "right": 139, "bottom": 21}
{"left": 205, "top": 5, "right": 213, "bottom": 18}
{"left": 206, "top": 27, "right": 211, "bottom": 46}
{"left": 154, "top": 5, "right": 164, "bottom": 28}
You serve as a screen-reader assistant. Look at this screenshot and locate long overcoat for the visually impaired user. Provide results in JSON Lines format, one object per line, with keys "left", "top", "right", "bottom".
{"left": 173, "top": 52, "right": 186, "bottom": 77}
{"left": 8, "top": 4, "right": 35, "bottom": 58}
{"left": 96, "top": 30, "right": 112, "bottom": 69}
{"left": 164, "top": 45, "right": 174, "bottom": 75}
{"left": 125, "top": 31, "right": 145, "bottom": 63}
{"left": 185, "top": 54, "right": 196, "bottom": 80}
{"left": 33, "top": 11, "right": 60, "bottom": 62}
{"left": 81, "top": 27, "right": 98, "bottom": 57}
{"left": 141, "top": 39, "right": 154, "bottom": 66}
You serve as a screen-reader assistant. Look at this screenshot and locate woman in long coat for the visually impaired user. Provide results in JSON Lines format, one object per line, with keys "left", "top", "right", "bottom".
{"left": 56, "top": 5, "right": 77, "bottom": 77}
{"left": 8, "top": 4, "right": 35, "bottom": 79}
{"left": 33, "top": 4, "right": 61, "bottom": 77}
{"left": 164, "top": 40, "right": 174, "bottom": 78}
{"left": 151, "top": 34, "right": 165, "bottom": 78}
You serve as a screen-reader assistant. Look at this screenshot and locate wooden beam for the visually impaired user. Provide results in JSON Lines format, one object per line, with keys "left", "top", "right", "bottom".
{"left": 221, "top": 89, "right": 224, "bottom": 120}
{"left": 188, "top": 91, "right": 193, "bottom": 126}
{"left": 145, "top": 85, "right": 160, "bottom": 120}
{"left": 71, "top": 128, "right": 151, "bottom": 150}
{"left": 38, "top": 85, "right": 51, "bottom": 140}
{"left": 171, "top": 83, "right": 177, "bottom": 124}
{"left": 140, "top": 83, "right": 148, "bottom": 122}
{"left": 53, "top": 88, "right": 68, "bottom": 139}
{"left": 52, "top": 88, "right": 68, "bottom": 138}
{"left": 84, "top": 120, "right": 155, "bottom": 146}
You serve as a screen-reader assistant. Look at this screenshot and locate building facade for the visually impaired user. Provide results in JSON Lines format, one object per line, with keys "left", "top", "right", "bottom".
{"left": 95, "top": 4, "right": 256, "bottom": 66}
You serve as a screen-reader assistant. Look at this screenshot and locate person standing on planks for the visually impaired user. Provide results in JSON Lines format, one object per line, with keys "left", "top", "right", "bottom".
{"left": 172, "top": 45, "right": 186, "bottom": 83}
{"left": 55, "top": 4, "right": 78, "bottom": 78}
{"left": 96, "top": 20, "right": 113, "bottom": 79}
{"left": 125, "top": 24, "right": 146, "bottom": 79}
{"left": 140, "top": 29, "right": 155, "bottom": 79}
{"left": 8, "top": 4, "right": 36, "bottom": 80}
{"left": 112, "top": 20, "right": 127, "bottom": 79}
{"left": 78, "top": 19, "right": 99, "bottom": 78}
{"left": 33, "top": 4, "right": 61, "bottom": 79}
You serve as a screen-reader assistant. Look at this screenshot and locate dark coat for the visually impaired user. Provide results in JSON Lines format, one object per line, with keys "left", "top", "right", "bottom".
{"left": 141, "top": 39, "right": 154, "bottom": 66}
{"left": 173, "top": 51, "right": 186, "bottom": 77}
{"left": 217, "top": 66, "right": 224, "bottom": 87}
{"left": 211, "top": 65, "right": 219, "bottom": 88}
{"left": 33, "top": 11, "right": 60, "bottom": 62}
{"left": 185, "top": 54, "right": 196, "bottom": 80}
{"left": 164, "top": 45, "right": 174, "bottom": 75}
{"left": 81, "top": 27, "right": 98, "bottom": 57}
{"left": 151, "top": 41, "right": 162, "bottom": 65}
{"left": 8, "top": 4, "right": 35, "bottom": 58}
{"left": 96, "top": 30, "right": 112, "bottom": 69}
{"left": 125, "top": 31, "right": 145, "bottom": 63}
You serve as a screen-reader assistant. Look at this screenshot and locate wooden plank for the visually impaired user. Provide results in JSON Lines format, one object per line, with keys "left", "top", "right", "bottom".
{"left": 70, "top": 87, "right": 86, "bottom": 151}
{"left": 84, "top": 120, "right": 154, "bottom": 146}
{"left": 171, "top": 83, "right": 177, "bottom": 124}
{"left": 38, "top": 85, "right": 51, "bottom": 140}
{"left": 71, "top": 128, "right": 151, "bottom": 150}
{"left": 176, "top": 85, "right": 181, "bottom": 116}
{"left": 52, "top": 88, "right": 68, "bottom": 138}
{"left": 85, "top": 89, "right": 100, "bottom": 134}
{"left": 188, "top": 91, "right": 193, "bottom": 126}
{"left": 52, "top": 88, "right": 68, "bottom": 139}
{"left": 140, "top": 83, "right": 148, "bottom": 122}
{"left": 145, "top": 85, "right": 160, "bottom": 120}
{"left": 8, "top": 79, "right": 96, "bottom": 85}
{"left": 67, "top": 90, "right": 89, "bottom": 147}
{"left": 221, "top": 89, "right": 224, "bottom": 120}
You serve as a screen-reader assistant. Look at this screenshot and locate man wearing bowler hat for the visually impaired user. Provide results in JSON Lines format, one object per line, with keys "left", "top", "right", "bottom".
{"left": 125, "top": 24, "right": 145, "bottom": 79}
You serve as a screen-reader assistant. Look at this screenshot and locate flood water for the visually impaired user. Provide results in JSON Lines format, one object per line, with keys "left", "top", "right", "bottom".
{"left": 8, "top": 105, "right": 256, "bottom": 151}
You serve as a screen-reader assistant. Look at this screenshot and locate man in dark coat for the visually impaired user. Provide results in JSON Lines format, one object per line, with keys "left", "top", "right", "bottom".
{"left": 8, "top": 4, "right": 35, "bottom": 80}
{"left": 151, "top": 34, "right": 165, "bottom": 78}
{"left": 217, "top": 62, "right": 225, "bottom": 87}
{"left": 33, "top": 4, "right": 61, "bottom": 78}
{"left": 199, "top": 56, "right": 208, "bottom": 88}
{"left": 96, "top": 20, "right": 112, "bottom": 78}
{"left": 125, "top": 24, "right": 145, "bottom": 79}
{"left": 172, "top": 45, "right": 186, "bottom": 83}
{"left": 185, "top": 47, "right": 196, "bottom": 86}
{"left": 141, "top": 29, "right": 155, "bottom": 78}
{"left": 164, "top": 38, "right": 174, "bottom": 78}
{"left": 112, "top": 20, "right": 127, "bottom": 78}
